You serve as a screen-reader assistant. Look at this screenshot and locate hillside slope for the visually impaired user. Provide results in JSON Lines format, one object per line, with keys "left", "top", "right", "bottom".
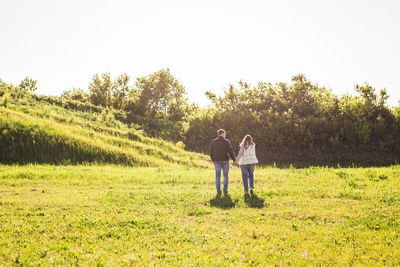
{"left": 0, "top": 99, "right": 208, "bottom": 167}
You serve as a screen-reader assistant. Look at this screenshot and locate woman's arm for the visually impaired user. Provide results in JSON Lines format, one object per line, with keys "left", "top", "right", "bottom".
{"left": 234, "top": 146, "right": 244, "bottom": 164}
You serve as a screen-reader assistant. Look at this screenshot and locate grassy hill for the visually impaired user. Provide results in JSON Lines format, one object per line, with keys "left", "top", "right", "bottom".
{"left": 0, "top": 98, "right": 208, "bottom": 167}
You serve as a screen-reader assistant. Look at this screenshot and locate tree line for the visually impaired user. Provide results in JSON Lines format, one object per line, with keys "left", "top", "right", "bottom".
{"left": 1, "top": 71, "right": 400, "bottom": 166}
{"left": 186, "top": 75, "right": 400, "bottom": 166}
{"left": 61, "top": 69, "right": 196, "bottom": 123}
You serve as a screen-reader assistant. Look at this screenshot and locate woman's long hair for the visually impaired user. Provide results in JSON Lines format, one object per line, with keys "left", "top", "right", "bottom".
{"left": 240, "top": 135, "right": 254, "bottom": 150}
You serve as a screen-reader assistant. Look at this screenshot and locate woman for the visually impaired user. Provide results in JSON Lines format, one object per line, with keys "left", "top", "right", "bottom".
{"left": 234, "top": 135, "right": 259, "bottom": 194}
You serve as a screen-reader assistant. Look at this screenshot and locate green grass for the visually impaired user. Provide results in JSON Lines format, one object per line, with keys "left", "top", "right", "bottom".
{"left": 1, "top": 164, "right": 400, "bottom": 265}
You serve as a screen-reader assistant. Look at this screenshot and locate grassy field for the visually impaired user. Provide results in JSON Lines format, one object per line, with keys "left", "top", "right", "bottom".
{"left": 1, "top": 164, "right": 400, "bottom": 265}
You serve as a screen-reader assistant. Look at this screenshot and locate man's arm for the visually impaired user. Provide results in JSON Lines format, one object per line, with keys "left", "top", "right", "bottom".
{"left": 226, "top": 140, "right": 236, "bottom": 162}
{"left": 209, "top": 141, "right": 215, "bottom": 162}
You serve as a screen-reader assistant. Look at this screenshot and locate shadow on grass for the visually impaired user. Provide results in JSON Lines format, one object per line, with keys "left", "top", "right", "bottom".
{"left": 244, "top": 193, "right": 265, "bottom": 208}
{"left": 210, "top": 194, "right": 237, "bottom": 209}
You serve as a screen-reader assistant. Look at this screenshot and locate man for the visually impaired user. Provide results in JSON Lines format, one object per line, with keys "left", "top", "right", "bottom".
{"left": 209, "top": 129, "right": 236, "bottom": 195}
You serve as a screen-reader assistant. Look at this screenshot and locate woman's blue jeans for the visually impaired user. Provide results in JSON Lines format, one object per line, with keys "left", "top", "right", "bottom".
{"left": 241, "top": 164, "right": 255, "bottom": 192}
{"left": 214, "top": 161, "right": 229, "bottom": 194}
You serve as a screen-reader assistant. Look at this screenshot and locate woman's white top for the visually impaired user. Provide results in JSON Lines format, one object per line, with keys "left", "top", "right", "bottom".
{"left": 235, "top": 143, "right": 259, "bottom": 165}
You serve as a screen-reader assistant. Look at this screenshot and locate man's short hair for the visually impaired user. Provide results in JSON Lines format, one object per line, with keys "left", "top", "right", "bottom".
{"left": 217, "top": 129, "right": 226, "bottom": 135}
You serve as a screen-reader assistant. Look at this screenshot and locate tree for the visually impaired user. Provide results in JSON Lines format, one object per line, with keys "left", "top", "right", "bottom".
{"left": 19, "top": 77, "right": 37, "bottom": 93}
{"left": 112, "top": 73, "right": 132, "bottom": 110}
{"left": 284, "top": 74, "right": 317, "bottom": 116}
{"left": 136, "top": 69, "right": 188, "bottom": 121}
{"left": 89, "top": 73, "right": 113, "bottom": 108}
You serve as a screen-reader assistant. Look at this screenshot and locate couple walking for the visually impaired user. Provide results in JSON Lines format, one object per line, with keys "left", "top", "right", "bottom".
{"left": 209, "top": 129, "right": 258, "bottom": 196}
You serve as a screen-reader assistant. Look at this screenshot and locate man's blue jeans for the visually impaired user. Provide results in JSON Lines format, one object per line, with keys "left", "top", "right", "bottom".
{"left": 241, "top": 164, "right": 255, "bottom": 193}
{"left": 214, "top": 161, "right": 229, "bottom": 194}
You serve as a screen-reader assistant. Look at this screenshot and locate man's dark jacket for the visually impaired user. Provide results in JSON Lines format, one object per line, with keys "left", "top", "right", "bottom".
{"left": 209, "top": 136, "right": 236, "bottom": 162}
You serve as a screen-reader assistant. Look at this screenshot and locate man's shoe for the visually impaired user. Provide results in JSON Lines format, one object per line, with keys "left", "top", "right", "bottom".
{"left": 223, "top": 191, "right": 228, "bottom": 195}
{"left": 250, "top": 189, "right": 254, "bottom": 195}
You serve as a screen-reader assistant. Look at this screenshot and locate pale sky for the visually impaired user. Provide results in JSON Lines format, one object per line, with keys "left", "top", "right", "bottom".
{"left": 1, "top": 0, "right": 399, "bottom": 107}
